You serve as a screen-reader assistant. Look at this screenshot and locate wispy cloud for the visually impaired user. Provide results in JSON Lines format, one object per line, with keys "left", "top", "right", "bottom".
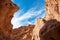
{"left": 11, "top": 0, "right": 46, "bottom": 29}
{"left": 18, "top": 9, "right": 43, "bottom": 20}
{"left": 11, "top": 7, "right": 45, "bottom": 29}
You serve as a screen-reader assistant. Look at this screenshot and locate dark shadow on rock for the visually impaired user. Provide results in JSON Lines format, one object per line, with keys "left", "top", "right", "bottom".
{"left": 39, "top": 19, "right": 60, "bottom": 40}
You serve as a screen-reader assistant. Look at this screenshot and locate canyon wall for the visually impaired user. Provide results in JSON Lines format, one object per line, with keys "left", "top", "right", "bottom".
{"left": 12, "top": 25, "right": 35, "bottom": 40}
{"left": 0, "top": 0, "right": 18, "bottom": 40}
{"left": 31, "top": 18, "right": 45, "bottom": 40}
{"left": 45, "top": 0, "right": 60, "bottom": 21}
{"left": 32, "top": 0, "right": 60, "bottom": 40}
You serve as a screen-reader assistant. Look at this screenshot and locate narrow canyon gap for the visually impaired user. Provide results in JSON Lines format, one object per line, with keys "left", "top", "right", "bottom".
{"left": 0, "top": 0, "right": 60, "bottom": 40}
{"left": 11, "top": 0, "right": 46, "bottom": 29}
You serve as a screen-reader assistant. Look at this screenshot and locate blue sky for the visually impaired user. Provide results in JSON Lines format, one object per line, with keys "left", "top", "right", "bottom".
{"left": 11, "top": 0, "right": 46, "bottom": 29}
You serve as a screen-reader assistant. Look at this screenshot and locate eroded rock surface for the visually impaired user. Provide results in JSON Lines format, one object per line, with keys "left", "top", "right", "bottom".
{"left": 32, "top": 0, "right": 60, "bottom": 40}
{"left": 0, "top": 0, "right": 18, "bottom": 40}
{"left": 40, "top": 19, "right": 60, "bottom": 40}
{"left": 12, "top": 25, "right": 35, "bottom": 40}
{"left": 45, "top": 0, "right": 60, "bottom": 21}
{"left": 31, "top": 18, "right": 46, "bottom": 40}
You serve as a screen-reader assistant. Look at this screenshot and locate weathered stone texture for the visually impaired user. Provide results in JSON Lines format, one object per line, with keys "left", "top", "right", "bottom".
{"left": 0, "top": 0, "right": 18, "bottom": 40}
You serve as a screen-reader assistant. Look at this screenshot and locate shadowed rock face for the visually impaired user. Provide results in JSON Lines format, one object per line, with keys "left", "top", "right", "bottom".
{"left": 0, "top": 0, "right": 18, "bottom": 40}
{"left": 12, "top": 25, "right": 35, "bottom": 40}
{"left": 40, "top": 19, "right": 60, "bottom": 40}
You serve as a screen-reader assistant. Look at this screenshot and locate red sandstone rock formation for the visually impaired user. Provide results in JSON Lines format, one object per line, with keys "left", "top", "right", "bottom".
{"left": 12, "top": 25, "right": 35, "bottom": 40}
{"left": 0, "top": 0, "right": 18, "bottom": 40}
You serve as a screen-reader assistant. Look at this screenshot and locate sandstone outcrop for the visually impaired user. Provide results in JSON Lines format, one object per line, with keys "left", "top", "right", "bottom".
{"left": 31, "top": 18, "right": 45, "bottom": 40}
{"left": 12, "top": 25, "right": 35, "bottom": 40}
{"left": 45, "top": 0, "right": 60, "bottom": 21}
{"left": 0, "top": 0, "right": 18, "bottom": 40}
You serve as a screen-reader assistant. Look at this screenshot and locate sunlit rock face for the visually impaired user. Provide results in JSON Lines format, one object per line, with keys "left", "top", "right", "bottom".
{"left": 45, "top": 0, "right": 60, "bottom": 21}
{"left": 0, "top": 0, "right": 18, "bottom": 40}
{"left": 31, "top": 18, "right": 46, "bottom": 40}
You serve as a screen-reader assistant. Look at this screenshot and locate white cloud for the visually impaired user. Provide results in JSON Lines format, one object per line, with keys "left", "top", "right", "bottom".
{"left": 11, "top": 7, "right": 45, "bottom": 29}
{"left": 13, "top": 9, "right": 24, "bottom": 17}
{"left": 18, "top": 8, "right": 44, "bottom": 20}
